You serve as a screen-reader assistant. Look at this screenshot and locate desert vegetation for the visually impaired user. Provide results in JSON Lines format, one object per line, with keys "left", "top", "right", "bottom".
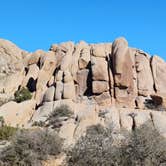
{"left": 14, "top": 87, "right": 32, "bottom": 103}
{"left": 33, "top": 104, "right": 73, "bottom": 129}
{"left": 0, "top": 128, "right": 63, "bottom": 166}
{"left": 67, "top": 121, "right": 166, "bottom": 166}
{"left": 1, "top": 104, "right": 166, "bottom": 166}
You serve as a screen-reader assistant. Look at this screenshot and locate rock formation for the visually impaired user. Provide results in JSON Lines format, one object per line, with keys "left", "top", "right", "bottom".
{"left": 0, "top": 37, "right": 166, "bottom": 138}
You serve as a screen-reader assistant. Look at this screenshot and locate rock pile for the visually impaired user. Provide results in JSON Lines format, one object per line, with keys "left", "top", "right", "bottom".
{"left": 0, "top": 37, "right": 166, "bottom": 130}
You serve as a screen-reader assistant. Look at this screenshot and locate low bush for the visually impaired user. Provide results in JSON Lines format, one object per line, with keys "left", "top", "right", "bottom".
{"left": 114, "top": 122, "right": 166, "bottom": 166}
{"left": 67, "top": 122, "right": 166, "bottom": 166}
{"left": 14, "top": 87, "right": 32, "bottom": 103}
{"left": 0, "top": 116, "right": 5, "bottom": 127}
{"left": 0, "top": 125, "right": 17, "bottom": 141}
{"left": 67, "top": 124, "right": 114, "bottom": 166}
{"left": 0, "top": 128, "right": 63, "bottom": 166}
{"left": 46, "top": 104, "right": 73, "bottom": 129}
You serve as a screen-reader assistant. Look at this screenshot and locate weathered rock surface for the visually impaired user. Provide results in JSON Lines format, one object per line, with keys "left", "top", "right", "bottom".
{"left": 112, "top": 38, "right": 136, "bottom": 107}
{"left": 151, "top": 55, "right": 166, "bottom": 94}
{"left": 135, "top": 50, "right": 154, "bottom": 96}
{"left": 0, "top": 37, "right": 166, "bottom": 139}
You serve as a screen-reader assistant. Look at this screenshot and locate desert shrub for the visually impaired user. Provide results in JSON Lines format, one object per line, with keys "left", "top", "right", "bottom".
{"left": 67, "top": 124, "right": 115, "bottom": 166}
{"left": 0, "top": 116, "right": 5, "bottom": 127}
{"left": 46, "top": 104, "right": 73, "bottom": 129}
{"left": 0, "top": 125, "right": 17, "bottom": 141}
{"left": 14, "top": 87, "right": 32, "bottom": 103}
{"left": 67, "top": 122, "right": 166, "bottom": 166}
{"left": 145, "top": 98, "right": 166, "bottom": 111}
{"left": 32, "top": 121, "right": 45, "bottom": 127}
{"left": 0, "top": 128, "right": 63, "bottom": 166}
{"left": 113, "top": 121, "right": 166, "bottom": 166}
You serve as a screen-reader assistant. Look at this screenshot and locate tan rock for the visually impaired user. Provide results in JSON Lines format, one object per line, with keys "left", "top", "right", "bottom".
{"left": 78, "top": 47, "right": 90, "bottom": 69}
{"left": 32, "top": 99, "right": 75, "bottom": 123}
{"left": 60, "top": 41, "right": 74, "bottom": 71}
{"left": 31, "top": 102, "right": 54, "bottom": 122}
{"left": 28, "top": 50, "right": 44, "bottom": 65}
{"left": 135, "top": 50, "right": 154, "bottom": 96}
{"left": 91, "top": 56, "right": 109, "bottom": 81}
{"left": 91, "top": 44, "right": 106, "bottom": 57}
{"left": 48, "top": 76, "right": 55, "bottom": 87}
{"left": 94, "top": 91, "right": 112, "bottom": 107}
{"left": 56, "top": 70, "right": 63, "bottom": 81}
{"left": 119, "top": 109, "right": 150, "bottom": 131}
{"left": 112, "top": 37, "right": 137, "bottom": 107}
{"left": 151, "top": 111, "right": 166, "bottom": 137}
{"left": 104, "top": 43, "right": 112, "bottom": 57}
{"left": 70, "top": 42, "right": 83, "bottom": 81}
{"left": 0, "top": 71, "right": 25, "bottom": 95}
{"left": 63, "top": 82, "right": 75, "bottom": 99}
{"left": 92, "top": 81, "right": 109, "bottom": 94}
{"left": 76, "top": 69, "right": 89, "bottom": 96}
{"left": 55, "top": 81, "right": 63, "bottom": 100}
{"left": 0, "top": 100, "right": 36, "bottom": 127}
{"left": 151, "top": 55, "right": 166, "bottom": 94}
{"left": 135, "top": 96, "right": 146, "bottom": 109}
{"left": 43, "top": 86, "right": 55, "bottom": 102}
{"left": 35, "top": 52, "right": 58, "bottom": 105}
{"left": 22, "top": 64, "right": 39, "bottom": 88}
{"left": 64, "top": 70, "right": 73, "bottom": 83}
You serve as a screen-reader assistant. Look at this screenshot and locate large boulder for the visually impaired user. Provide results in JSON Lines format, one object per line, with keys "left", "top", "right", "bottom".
{"left": 91, "top": 43, "right": 106, "bottom": 58}
{"left": 63, "top": 82, "right": 75, "bottom": 99}
{"left": 71, "top": 41, "right": 89, "bottom": 81}
{"left": 135, "top": 50, "right": 154, "bottom": 96}
{"left": 92, "top": 81, "right": 109, "bottom": 94}
{"left": 91, "top": 56, "right": 109, "bottom": 81}
{"left": 94, "top": 91, "right": 112, "bottom": 107}
{"left": 151, "top": 56, "right": 166, "bottom": 94}
{"left": 60, "top": 41, "right": 74, "bottom": 71}
{"left": 76, "top": 69, "right": 89, "bottom": 96}
{"left": 78, "top": 47, "right": 90, "bottom": 69}
{"left": 0, "top": 100, "right": 36, "bottom": 127}
{"left": 32, "top": 99, "right": 75, "bottom": 123}
{"left": 112, "top": 37, "right": 136, "bottom": 107}
{"left": 0, "top": 39, "right": 25, "bottom": 75}
{"left": 35, "top": 51, "right": 62, "bottom": 105}
{"left": 0, "top": 39, "right": 26, "bottom": 97}
{"left": 22, "top": 64, "right": 39, "bottom": 90}
{"left": 43, "top": 86, "right": 55, "bottom": 102}
{"left": 0, "top": 71, "right": 25, "bottom": 95}
{"left": 55, "top": 81, "right": 63, "bottom": 100}
{"left": 28, "top": 50, "right": 44, "bottom": 65}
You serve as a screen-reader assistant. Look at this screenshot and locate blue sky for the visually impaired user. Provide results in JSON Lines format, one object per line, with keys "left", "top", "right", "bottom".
{"left": 0, "top": 0, "right": 165, "bottom": 59}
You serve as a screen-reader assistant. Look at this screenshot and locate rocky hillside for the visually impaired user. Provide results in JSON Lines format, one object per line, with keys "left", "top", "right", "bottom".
{"left": 0, "top": 37, "right": 166, "bottom": 139}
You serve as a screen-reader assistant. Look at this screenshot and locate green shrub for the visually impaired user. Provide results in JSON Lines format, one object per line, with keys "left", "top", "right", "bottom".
{"left": 67, "top": 124, "right": 114, "bottom": 166}
{"left": 113, "top": 121, "right": 166, "bottom": 166}
{"left": 0, "top": 116, "right": 5, "bottom": 127}
{"left": 67, "top": 122, "right": 166, "bottom": 166}
{"left": 46, "top": 104, "right": 73, "bottom": 129}
{"left": 14, "top": 87, "right": 32, "bottom": 103}
{"left": 32, "top": 121, "right": 45, "bottom": 127}
{"left": 0, "top": 128, "right": 63, "bottom": 166}
{"left": 0, "top": 125, "right": 17, "bottom": 140}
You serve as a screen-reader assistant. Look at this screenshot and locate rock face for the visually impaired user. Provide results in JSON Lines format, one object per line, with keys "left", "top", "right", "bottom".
{"left": 135, "top": 50, "right": 154, "bottom": 96}
{"left": 151, "top": 55, "right": 166, "bottom": 94}
{"left": 1, "top": 37, "right": 166, "bottom": 131}
{"left": 112, "top": 38, "right": 136, "bottom": 107}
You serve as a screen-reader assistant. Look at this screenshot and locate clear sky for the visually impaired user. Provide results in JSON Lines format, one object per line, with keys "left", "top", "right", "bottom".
{"left": 0, "top": 0, "right": 165, "bottom": 59}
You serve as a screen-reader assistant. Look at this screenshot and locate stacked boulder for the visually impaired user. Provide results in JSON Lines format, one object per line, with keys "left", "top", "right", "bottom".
{"left": 112, "top": 38, "right": 137, "bottom": 107}
{"left": 1, "top": 37, "right": 166, "bottom": 112}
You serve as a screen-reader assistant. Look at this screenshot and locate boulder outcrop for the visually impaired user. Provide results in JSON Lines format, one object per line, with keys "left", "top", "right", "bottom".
{"left": 0, "top": 37, "right": 166, "bottom": 135}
